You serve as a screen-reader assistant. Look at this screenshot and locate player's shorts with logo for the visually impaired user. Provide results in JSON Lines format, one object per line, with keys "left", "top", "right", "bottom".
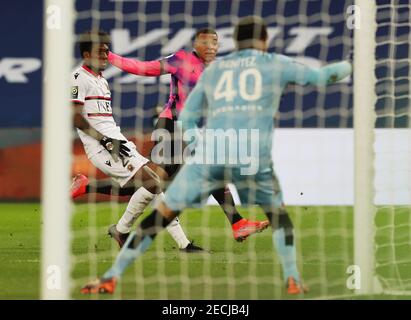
{"left": 89, "top": 141, "right": 149, "bottom": 187}
{"left": 164, "top": 162, "right": 284, "bottom": 211}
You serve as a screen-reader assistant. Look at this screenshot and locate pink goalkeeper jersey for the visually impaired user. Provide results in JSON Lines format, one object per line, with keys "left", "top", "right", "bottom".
{"left": 108, "top": 50, "right": 206, "bottom": 120}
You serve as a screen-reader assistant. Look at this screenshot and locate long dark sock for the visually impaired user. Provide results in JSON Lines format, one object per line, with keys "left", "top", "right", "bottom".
{"left": 265, "top": 208, "right": 295, "bottom": 245}
{"left": 211, "top": 187, "right": 242, "bottom": 225}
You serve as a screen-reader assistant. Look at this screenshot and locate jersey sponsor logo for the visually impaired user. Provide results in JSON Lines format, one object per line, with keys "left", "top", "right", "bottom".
{"left": 96, "top": 100, "right": 112, "bottom": 113}
{"left": 74, "top": 72, "right": 80, "bottom": 79}
{"left": 71, "top": 86, "right": 79, "bottom": 99}
{"left": 105, "top": 160, "right": 111, "bottom": 167}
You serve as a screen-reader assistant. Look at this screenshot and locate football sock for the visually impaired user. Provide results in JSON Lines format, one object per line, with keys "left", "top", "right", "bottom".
{"left": 102, "top": 231, "right": 153, "bottom": 280}
{"left": 166, "top": 217, "right": 190, "bottom": 249}
{"left": 102, "top": 210, "right": 170, "bottom": 280}
{"left": 116, "top": 187, "right": 155, "bottom": 234}
{"left": 267, "top": 209, "right": 300, "bottom": 283}
{"left": 117, "top": 190, "right": 190, "bottom": 249}
{"left": 211, "top": 187, "right": 242, "bottom": 225}
{"left": 272, "top": 228, "right": 300, "bottom": 283}
{"left": 154, "top": 193, "right": 190, "bottom": 249}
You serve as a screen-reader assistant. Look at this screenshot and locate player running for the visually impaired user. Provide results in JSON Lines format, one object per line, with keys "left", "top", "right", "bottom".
{"left": 80, "top": 16, "right": 352, "bottom": 295}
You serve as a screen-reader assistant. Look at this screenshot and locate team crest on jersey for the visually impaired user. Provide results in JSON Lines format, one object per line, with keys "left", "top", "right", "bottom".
{"left": 71, "top": 86, "right": 78, "bottom": 99}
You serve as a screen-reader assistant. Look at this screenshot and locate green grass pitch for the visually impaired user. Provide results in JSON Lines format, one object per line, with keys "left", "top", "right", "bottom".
{"left": 0, "top": 203, "right": 410, "bottom": 299}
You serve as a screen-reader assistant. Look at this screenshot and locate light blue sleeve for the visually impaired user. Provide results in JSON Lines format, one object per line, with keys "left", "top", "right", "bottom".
{"left": 179, "top": 73, "right": 207, "bottom": 132}
{"left": 281, "top": 56, "right": 352, "bottom": 86}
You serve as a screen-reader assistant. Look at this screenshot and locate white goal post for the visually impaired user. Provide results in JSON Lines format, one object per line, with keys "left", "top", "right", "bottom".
{"left": 41, "top": 0, "right": 74, "bottom": 299}
{"left": 353, "top": 0, "right": 382, "bottom": 295}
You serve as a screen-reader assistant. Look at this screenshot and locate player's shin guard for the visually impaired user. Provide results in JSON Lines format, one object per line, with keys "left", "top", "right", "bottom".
{"left": 267, "top": 209, "right": 300, "bottom": 283}
{"left": 166, "top": 217, "right": 190, "bottom": 249}
{"left": 116, "top": 187, "right": 156, "bottom": 234}
{"left": 153, "top": 193, "right": 190, "bottom": 249}
{"left": 102, "top": 210, "right": 173, "bottom": 280}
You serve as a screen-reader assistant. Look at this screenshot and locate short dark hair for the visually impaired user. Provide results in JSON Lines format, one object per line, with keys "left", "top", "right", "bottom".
{"left": 78, "top": 30, "right": 111, "bottom": 58}
{"left": 233, "top": 16, "right": 268, "bottom": 48}
{"left": 195, "top": 28, "right": 218, "bottom": 39}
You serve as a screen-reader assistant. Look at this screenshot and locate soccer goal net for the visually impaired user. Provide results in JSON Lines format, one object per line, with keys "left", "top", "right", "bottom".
{"left": 371, "top": 0, "right": 411, "bottom": 294}
{"left": 42, "top": 0, "right": 411, "bottom": 300}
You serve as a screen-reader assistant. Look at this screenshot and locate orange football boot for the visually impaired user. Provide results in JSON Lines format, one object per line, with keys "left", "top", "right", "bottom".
{"left": 80, "top": 277, "right": 117, "bottom": 294}
{"left": 70, "top": 174, "right": 89, "bottom": 199}
{"left": 286, "top": 276, "right": 309, "bottom": 295}
{"left": 232, "top": 218, "right": 270, "bottom": 242}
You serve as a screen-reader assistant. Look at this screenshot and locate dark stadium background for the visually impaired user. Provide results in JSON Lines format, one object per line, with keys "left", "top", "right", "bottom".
{"left": 0, "top": 0, "right": 407, "bottom": 200}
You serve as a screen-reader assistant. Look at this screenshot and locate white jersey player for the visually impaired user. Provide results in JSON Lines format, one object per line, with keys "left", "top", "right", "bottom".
{"left": 72, "top": 63, "right": 149, "bottom": 185}
{"left": 71, "top": 30, "right": 203, "bottom": 252}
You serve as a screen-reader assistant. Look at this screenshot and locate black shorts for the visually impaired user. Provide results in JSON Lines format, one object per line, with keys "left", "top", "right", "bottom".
{"left": 152, "top": 117, "right": 181, "bottom": 178}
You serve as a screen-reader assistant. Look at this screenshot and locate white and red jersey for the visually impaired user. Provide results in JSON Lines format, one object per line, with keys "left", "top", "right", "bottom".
{"left": 71, "top": 65, "right": 127, "bottom": 158}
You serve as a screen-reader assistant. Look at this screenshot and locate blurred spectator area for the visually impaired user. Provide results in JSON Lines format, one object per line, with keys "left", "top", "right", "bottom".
{"left": 0, "top": 128, "right": 153, "bottom": 201}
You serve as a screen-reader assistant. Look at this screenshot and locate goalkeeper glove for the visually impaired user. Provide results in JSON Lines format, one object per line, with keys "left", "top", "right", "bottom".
{"left": 100, "top": 136, "right": 130, "bottom": 162}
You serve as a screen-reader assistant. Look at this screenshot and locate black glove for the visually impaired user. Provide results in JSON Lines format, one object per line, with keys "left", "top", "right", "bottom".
{"left": 100, "top": 136, "right": 130, "bottom": 162}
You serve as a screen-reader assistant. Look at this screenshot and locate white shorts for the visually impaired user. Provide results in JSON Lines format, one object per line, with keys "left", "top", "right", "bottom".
{"left": 89, "top": 141, "right": 149, "bottom": 187}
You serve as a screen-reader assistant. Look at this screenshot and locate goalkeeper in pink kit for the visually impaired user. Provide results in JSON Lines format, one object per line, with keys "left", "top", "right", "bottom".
{"left": 107, "top": 28, "right": 269, "bottom": 243}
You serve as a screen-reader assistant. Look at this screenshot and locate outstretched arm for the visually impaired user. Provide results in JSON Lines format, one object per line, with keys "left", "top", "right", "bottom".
{"left": 108, "top": 52, "right": 167, "bottom": 76}
{"left": 284, "top": 58, "right": 352, "bottom": 86}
